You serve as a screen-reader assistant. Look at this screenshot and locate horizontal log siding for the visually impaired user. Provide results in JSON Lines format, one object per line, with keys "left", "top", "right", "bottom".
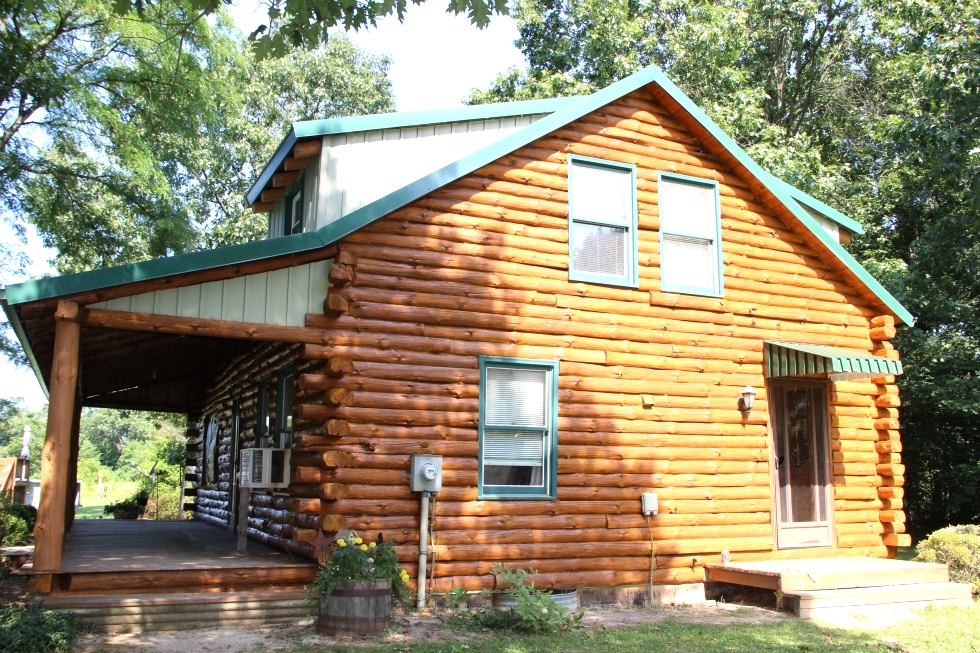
{"left": 293, "top": 88, "right": 900, "bottom": 587}
{"left": 190, "top": 341, "right": 319, "bottom": 557}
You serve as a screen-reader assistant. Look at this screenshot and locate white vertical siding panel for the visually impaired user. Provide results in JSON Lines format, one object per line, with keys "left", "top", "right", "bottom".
{"left": 264, "top": 268, "right": 290, "bottom": 325}
{"left": 176, "top": 285, "right": 201, "bottom": 317}
{"left": 130, "top": 293, "right": 155, "bottom": 314}
{"left": 105, "top": 297, "right": 133, "bottom": 312}
{"left": 243, "top": 274, "right": 268, "bottom": 323}
{"left": 199, "top": 281, "right": 224, "bottom": 320}
{"left": 221, "top": 276, "right": 247, "bottom": 322}
{"left": 286, "top": 264, "right": 311, "bottom": 326}
{"left": 303, "top": 156, "right": 319, "bottom": 232}
{"left": 307, "top": 259, "right": 332, "bottom": 312}
{"left": 153, "top": 288, "right": 179, "bottom": 316}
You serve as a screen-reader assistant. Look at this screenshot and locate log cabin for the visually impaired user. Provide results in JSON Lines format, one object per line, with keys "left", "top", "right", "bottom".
{"left": 1, "top": 63, "right": 922, "bottom": 605}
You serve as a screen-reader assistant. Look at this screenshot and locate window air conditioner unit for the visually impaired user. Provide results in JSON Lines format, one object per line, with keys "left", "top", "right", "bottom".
{"left": 240, "top": 448, "right": 290, "bottom": 489}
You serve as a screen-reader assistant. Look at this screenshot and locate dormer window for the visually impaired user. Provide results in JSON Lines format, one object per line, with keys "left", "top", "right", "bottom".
{"left": 285, "top": 186, "right": 303, "bottom": 236}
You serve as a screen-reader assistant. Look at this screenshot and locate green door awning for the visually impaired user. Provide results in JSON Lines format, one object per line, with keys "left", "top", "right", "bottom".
{"left": 764, "top": 341, "right": 903, "bottom": 381}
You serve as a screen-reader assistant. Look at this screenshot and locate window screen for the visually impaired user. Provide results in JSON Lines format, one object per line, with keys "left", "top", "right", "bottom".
{"left": 658, "top": 175, "right": 723, "bottom": 296}
{"left": 568, "top": 158, "right": 637, "bottom": 286}
{"left": 479, "top": 359, "right": 557, "bottom": 499}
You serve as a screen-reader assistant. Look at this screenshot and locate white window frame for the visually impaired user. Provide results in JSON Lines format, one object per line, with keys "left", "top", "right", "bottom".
{"left": 657, "top": 172, "right": 724, "bottom": 297}
{"left": 567, "top": 155, "right": 638, "bottom": 288}
{"left": 478, "top": 357, "right": 558, "bottom": 500}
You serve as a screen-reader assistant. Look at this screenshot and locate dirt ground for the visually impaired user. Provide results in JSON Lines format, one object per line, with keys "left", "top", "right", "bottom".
{"left": 72, "top": 598, "right": 929, "bottom": 653}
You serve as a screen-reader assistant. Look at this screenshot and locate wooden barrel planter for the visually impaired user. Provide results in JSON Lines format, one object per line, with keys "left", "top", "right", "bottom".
{"left": 318, "top": 579, "right": 392, "bottom": 635}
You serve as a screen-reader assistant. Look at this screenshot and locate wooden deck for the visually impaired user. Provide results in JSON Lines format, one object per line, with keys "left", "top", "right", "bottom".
{"left": 28, "top": 520, "right": 316, "bottom": 595}
{"left": 705, "top": 557, "right": 973, "bottom": 620}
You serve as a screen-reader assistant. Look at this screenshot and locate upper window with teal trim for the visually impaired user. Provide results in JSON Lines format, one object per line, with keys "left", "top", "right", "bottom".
{"left": 568, "top": 156, "right": 638, "bottom": 287}
{"left": 478, "top": 357, "right": 558, "bottom": 500}
{"left": 658, "top": 173, "right": 724, "bottom": 297}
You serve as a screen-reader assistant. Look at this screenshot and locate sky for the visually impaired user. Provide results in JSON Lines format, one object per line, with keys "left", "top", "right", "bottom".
{"left": 0, "top": 1, "right": 527, "bottom": 411}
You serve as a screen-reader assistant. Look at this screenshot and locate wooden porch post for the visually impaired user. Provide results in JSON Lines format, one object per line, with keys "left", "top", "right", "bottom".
{"left": 64, "top": 388, "right": 83, "bottom": 533}
{"left": 33, "top": 300, "right": 81, "bottom": 572}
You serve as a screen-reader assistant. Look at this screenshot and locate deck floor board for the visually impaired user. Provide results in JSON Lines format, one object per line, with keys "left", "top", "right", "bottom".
{"left": 55, "top": 520, "right": 312, "bottom": 573}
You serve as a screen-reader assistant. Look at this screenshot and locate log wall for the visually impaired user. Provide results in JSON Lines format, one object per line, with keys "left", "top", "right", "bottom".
{"left": 282, "top": 87, "right": 905, "bottom": 591}
{"left": 187, "top": 341, "right": 321, "bottom": 557}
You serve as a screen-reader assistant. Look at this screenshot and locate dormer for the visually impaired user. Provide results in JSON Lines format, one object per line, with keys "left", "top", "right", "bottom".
{"left": 246, "top": 99, "right": 577, "bottom": 239}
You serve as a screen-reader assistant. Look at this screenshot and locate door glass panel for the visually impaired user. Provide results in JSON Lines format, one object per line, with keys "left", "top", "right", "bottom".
{"left": 786, "top": 388, "right": 816, "bottom": 523}
{"left": 813, "top": 387, "right": 829, "bottom": 522}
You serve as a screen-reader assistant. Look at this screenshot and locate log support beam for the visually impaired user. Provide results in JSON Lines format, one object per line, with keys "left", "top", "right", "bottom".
{"left": 34, "top": 300, "right": 81, "bottom": 572}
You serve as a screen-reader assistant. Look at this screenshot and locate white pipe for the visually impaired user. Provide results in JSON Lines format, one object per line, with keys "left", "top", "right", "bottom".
{"left": 416, "top": 491, "right": 431, "bottom": 609}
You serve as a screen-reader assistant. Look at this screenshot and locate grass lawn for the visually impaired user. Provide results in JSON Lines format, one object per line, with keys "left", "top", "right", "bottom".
{"left": 74, "top": 481, "right": 137, "bottom": 520}
{"left": 256, "top": 604, "right": 979, "bottom": 653}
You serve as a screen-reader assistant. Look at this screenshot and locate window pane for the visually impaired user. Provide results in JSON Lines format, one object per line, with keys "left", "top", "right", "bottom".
{"left": 661, "top": 234, "right": 713, "bottom": 290}
{"left": 484, "top": 430, "right": 545, "bottom": 487}
{"left": 660, "top": 179, "right": 715, "bottom": 237}
{"left": 571, "top": 163, "right": 631, "bottom": 225}
{"left": 572, "top": 223, "right": 627, "bottom": 278}
{"left": 486, "top": 367, "right": 548, "bottom": 427}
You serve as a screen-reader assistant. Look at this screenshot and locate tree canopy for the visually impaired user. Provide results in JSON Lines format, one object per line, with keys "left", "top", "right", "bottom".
{"left": 470, "top": 0, "right": 980, "bottom": 534}
{"left": 1, "top": 0, "right": 394, "bottom": 361}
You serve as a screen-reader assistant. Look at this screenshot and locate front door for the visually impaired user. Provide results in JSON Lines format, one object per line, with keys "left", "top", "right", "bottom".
{"left": 770, "top": 380, "right": 834, "bottom": 548}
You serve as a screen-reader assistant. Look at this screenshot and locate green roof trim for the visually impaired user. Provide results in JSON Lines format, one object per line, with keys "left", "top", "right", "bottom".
{"left": 0, "top": 291, "right": 50, "bottom": 397}
{"left": 246, "top": 97, "right": 580, "bottom": 205}
{"left": 765, "top": 340, "right": 903, "bottom": 380}
{"left": 3, "top": 230, "right": 327, "bottom": 305}
{"left": 4, "top": 62, "right": 912, "bottom": 329}
{"left": 761, "top": 171, "right": 865, "bottom": 235}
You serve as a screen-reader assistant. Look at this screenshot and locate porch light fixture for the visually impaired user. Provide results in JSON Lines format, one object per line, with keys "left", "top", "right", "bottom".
{"left": 738, "top": 386, "right": 756, "bottom": 414}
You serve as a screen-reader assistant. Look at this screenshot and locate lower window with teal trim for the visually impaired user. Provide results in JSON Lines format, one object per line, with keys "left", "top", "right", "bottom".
{"left": 478, "top": 357, "right": 558, "bottom": 500}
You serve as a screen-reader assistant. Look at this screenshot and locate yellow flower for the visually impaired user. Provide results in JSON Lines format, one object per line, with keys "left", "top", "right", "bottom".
{"left": 336, "top": 540, "right": 347, "bottom": 547}
{"left": 368, "top": 542, "right": 377, "bottom": 548}
{"left": 359, "top": 544, "right": 368, "bottom": 551}
{"left": 354, "top": 537, "right": 363, "bottom": 545}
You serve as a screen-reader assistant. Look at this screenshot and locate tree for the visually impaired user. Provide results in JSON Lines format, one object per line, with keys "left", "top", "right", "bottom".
{"left": 21, "top": 35, "right": 394, "bottom": 271}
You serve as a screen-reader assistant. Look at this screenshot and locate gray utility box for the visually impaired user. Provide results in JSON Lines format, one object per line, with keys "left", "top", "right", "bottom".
{"left": 410, "top": 454, "right": 443, "bottom": 493}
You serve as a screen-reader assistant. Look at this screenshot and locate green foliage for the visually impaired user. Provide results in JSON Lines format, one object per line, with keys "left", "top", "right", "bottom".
{"left": 0, "top": 603, "right": 83, "bottom": 653}
{"left": 914, "top": 525, "right": 980, "bottom": 594}
{"left": 103, "top": 488, "right": 149, "bottom": 517}
{"left": 308, "top": 532, "right": 412, "bottom": 607}
{"left": 442, "top": 586, "right": 470, "bottom": 611}
{"left": 0, "top": 495, "right": 35, "bottom": 546}
{"left": 248, "top": 0, "right": 509, "bottom": 57}
{"left": 444, "top": 566, "right": 582, "bottom": 633}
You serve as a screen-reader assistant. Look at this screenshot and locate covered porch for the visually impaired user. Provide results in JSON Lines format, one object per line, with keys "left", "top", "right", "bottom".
{"left": 0, "top": 245, "right": 337, "bottom": 584}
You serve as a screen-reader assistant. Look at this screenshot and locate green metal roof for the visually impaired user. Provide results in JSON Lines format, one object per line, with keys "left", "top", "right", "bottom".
{"left": 246, "top": 97, "right": 580, "bottom": 205}
{"left": 765, "top": 340, "right": 903, "bottom": 380}
{"left": 760, "top": 171, "right": 865, "bottom": 235}
{"left": 4, "top": 64, "right": 913, "bottom": 329}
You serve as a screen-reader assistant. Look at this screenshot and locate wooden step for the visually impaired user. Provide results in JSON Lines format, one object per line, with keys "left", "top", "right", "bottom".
{"left": 707, "top": 557, "right": 950, "bottom": 592}
{"left": 40, "top": 589, "right": 314, "bottom": 632}
{"left": 787, "top": 582, "right": 974, "bottom": 620}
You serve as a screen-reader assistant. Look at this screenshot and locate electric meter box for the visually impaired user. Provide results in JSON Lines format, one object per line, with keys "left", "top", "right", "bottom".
{"left": 641, "top": 492, "right": 659, "bottom": 516}
{"left": 410, "top": 454, "right": 443, "bottom": 493}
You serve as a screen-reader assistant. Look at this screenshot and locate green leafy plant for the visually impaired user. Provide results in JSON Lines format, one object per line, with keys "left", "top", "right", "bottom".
{"left": 443, "top": 586, "right": 470, "bottom": 612}
{"left": 0, "top": 496, "right": 35, "bottom": 546}
{"left": 0, "top": 603, "right": 83, "bottom": 653}
{"left": 491, "top": 565, "right": 583, "bottom": 633}
{"left": 308, "top": 531, "right": 412, "bottom": 606}
{"left": 915, "top": 525, "right": 980, "bottom": 594}
{"left": 443, "top": 566, "right": 582, "bottom": 633}
{"left": 102, "top": 489, "right": 150, "bottom": 518}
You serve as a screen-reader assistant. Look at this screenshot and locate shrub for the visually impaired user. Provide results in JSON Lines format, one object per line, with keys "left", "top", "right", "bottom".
{"left": 0, "top": 603, "right": 83, "bottom": 653}
{"left": 442, "top": 566, "right": 582, "bottom": 633}
{"left": 0, "top": 497, "right": 34, "bottom": 546}
{"left": 914, "top": 524, "right": 980, "bottom": 594}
